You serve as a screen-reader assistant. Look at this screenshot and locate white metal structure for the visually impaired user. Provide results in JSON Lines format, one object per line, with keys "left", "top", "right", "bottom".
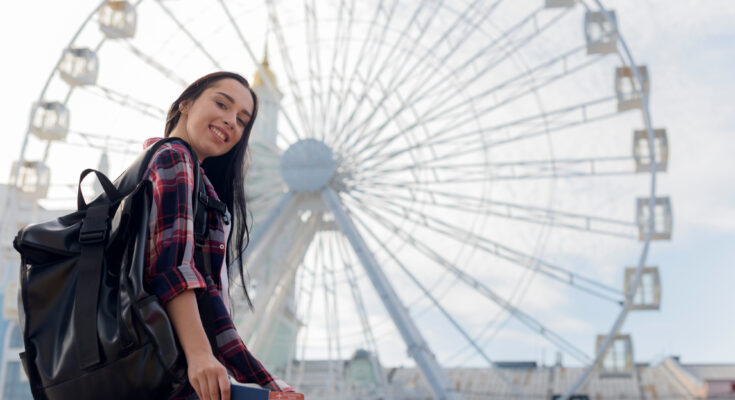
{"left": 0, "top": 1, "right": 671, "bottom": 399}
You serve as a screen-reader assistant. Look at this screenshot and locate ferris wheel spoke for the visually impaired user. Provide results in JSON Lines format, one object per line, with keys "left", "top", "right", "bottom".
{"left": 327, "top": 79, "right": 435, "bottom": 192}
{"left": 403, "top": 45, "right": 596, "bottom": 137}
{"left": 68, "top": 130, "right": 141, "bottom": 153}
{"left": 303, "top": 0, "right": 326, "bottom": 141}
{"left": 486, "top": 157, "right": 641, "bottom": 180}
{"left": 342, "top": 192, "right": 593, "bottom": 364}
{"left": 333, "top": 233, "right": 393, "bottom": 397}
{"left": 61, "top": 138, "right": 139, "bottom": 156}
{"left": 348, "top": 209, "right": 528, "bottom": 398}
{"left": 330, "top": 0, "right": 442, "bottom": 151}
{"left": 387, "top": 5, "right": 570, "bottom": 120}
{"left": 418, "top": 53, "right": 606, "bottom": 140}
{"left": 352, "top": 52, "right": 607, "bottom": 167}
{"left": 365, "top": 155, "right": 632, "bottom": 177}
{"left": 323, "top": 188, "right": 462, "bottom": 400}
{"left": 332, "top": 235, "right": 368, "bottom": 349}
{"left": 357, "top": 90, "right": 609, "bottom": 172}
{"left": 320, "top": 0, "right": 354, "bottom": 146}
{"left": 315, "top": 232, "right": 337, "bottom": 390}
{"left": 359, "top": 156, "right": 643, "bottom": 185}
{"left": 292, "top": 260, "right": 321, "bottom": 388}
{"left": 355, "top": 95, "right": 617, "bottom": 173}
{"left": 325, "top": 0, "right": 365, "bottom": 144}
{"left": 370, "top": 43, "right": 588, "bottom": 153}
{"left": 327, "top": 0, "right": 396, "bottom": 143}
{"left": 265, "top": 1, "right": 318, "bottom": 139}
{"left": 445, "top": 269, "right": 540, "bottom": 366}
{"left": 410, "top": 4, "right": 549, "bottom": 93}
{"left": 246, "top": 190, "right": 287, "bottom": 210}
{"left": 243, "top": 180, "right": 284, "bottom": 198}
{"left": 330, "top": 62, "right": 464, "bottom": 181}
{"left": 117, "top": 39, "right": 188, "bottom": 87}
{"left": 339, "top": 8, "right": 509, "bottom": 151}
{"left": 337, "top": 244, "right": 377, "bottom": 352}
{"left": 246, "top": 176, "right": 283, "bottom": 191}
{"left": 80, "top": 84, "right": 167, "bottom": 119}
{"left": 214, "top": 0, "right": 307, "bottom": 142}
{"left": 349, "top": 185, "right": 638, "bottom": 240}
{"left": 334, "top": 0, "right": 493, "bottom": 153}
{"left": 153, "top": 0, "right": 223, "bottom": 69}
{"left": 326, "top": 231, "right": 343, "bottom": 363}
{"left": 343, "top": 70, "right": 444, "bottom": 182}
{"left": 247, "top": 162, "right": 282, "bottom": 173}
{"left": 344, "top": 190, "right": 624, "bottom": 303}
{"left": 340, "top": 5, "right": 561, "bottom": 155}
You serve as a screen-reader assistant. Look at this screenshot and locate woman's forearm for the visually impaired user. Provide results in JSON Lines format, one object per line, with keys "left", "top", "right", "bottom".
{"left": 165, "top": 290, "right": 211, "bottom": 359}
{"left": 165, "top": 289, "right": 231, "bottom": 400}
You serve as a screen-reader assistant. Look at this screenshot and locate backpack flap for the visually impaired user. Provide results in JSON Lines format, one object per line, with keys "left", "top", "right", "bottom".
{"left": 13, "top": 212, "right": 84, "bottom": 264}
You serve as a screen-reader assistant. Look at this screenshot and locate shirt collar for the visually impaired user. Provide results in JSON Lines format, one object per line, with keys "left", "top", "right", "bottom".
{"left": 144, "top": 137, "right": 204, "bottom": 165}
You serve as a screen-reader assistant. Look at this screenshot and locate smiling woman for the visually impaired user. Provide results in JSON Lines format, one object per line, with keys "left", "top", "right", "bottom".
{"left": 143, "top": 71, "right": 296, "bottom": 399}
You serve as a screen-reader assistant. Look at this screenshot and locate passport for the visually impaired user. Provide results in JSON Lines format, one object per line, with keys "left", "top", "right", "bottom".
{"left": 230, "top": 382, "right": 304, "bottom": 400}
{"left": 230, "top": 382, "right": 268, "bottom": 400}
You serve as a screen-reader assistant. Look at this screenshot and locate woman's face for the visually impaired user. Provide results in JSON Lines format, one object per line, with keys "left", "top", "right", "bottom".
{"left": 176, "top": 78, "right": 254, "bottom": 160}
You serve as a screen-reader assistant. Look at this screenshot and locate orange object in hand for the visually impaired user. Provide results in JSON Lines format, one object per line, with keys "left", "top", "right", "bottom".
{"left": 269, "top": 392, "right": 305, "bottom": 400}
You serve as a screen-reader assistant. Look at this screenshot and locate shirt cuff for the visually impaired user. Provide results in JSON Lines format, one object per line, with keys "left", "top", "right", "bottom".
{"left": 149, "top": 262, "right": 207, "bottom": 305}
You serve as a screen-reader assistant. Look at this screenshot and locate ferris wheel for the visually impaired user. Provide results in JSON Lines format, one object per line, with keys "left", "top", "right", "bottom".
{"left": 5, "top": 0, "right": 672, "bottom": 399}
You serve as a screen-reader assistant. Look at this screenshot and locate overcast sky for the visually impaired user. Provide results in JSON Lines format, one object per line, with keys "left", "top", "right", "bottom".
{"left": 0, "top": 0, "right": 733, "bottom": 366}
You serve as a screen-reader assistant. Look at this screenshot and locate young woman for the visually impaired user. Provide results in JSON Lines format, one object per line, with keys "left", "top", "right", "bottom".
{"left": 143, "top": 71, "right": 293, "bottom": 400}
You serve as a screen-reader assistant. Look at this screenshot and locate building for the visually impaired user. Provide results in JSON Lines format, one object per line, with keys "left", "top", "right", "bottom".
{"left": 291, "top": 352, "right": 735, "bottom": 399}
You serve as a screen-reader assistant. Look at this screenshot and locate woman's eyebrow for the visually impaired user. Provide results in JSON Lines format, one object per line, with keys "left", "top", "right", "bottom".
{"left": 216, "top": 91, "right": 252, "bottom": 117}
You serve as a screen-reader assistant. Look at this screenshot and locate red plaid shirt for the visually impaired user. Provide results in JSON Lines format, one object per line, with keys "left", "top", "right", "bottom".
{"left": 142, "top": 137, "right": 283, "bottom": 398}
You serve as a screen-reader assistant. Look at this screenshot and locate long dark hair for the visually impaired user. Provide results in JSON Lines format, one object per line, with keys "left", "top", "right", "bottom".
{"left": 164, "top": 71, "right": 258, "bottom": 309}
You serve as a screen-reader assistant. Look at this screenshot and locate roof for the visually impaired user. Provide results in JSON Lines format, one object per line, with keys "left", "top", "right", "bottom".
{"left": 684, "top": 364, "right": 735, "bottom": 381}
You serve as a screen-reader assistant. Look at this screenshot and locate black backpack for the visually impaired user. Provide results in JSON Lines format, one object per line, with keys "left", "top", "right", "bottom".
{"left": 13, "top": 137, "right": 224, "bottom": 399}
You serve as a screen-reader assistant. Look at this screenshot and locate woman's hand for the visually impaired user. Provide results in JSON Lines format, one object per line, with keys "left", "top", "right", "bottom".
{"left": 186, "top": 350, "right": 231, "bottom": 400}
{"left": 165, "top": 289, "right": 230, "bottom": 400}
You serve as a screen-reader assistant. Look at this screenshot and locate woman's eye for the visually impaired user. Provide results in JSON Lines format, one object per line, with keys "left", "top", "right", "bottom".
{"left": 216, "top": 101, "right": 226, "bottom": 109}
{"left": 237, "top": 119, "right": 245, "bottom": 126}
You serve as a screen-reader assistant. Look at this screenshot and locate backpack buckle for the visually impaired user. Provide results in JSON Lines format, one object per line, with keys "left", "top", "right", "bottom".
{"left": 79, "top": 215, "right": 109, "bottom": 244}
{"left": 79, "top": 229, "right": 107, "bottom": 244}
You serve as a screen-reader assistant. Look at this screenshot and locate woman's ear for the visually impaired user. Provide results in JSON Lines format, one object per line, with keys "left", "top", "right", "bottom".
{"left": 178, "top": 100, "right": 191, "bottom": 115}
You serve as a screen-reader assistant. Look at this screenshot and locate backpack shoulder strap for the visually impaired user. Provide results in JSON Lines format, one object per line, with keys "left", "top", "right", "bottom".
{"left": 191, "top": 158, "right": 222, "bottom": 355}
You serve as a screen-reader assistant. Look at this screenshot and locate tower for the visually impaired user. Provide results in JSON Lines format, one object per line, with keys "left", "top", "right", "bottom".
{"left": 251, "top": 48, "right": 282, "bottom": 147}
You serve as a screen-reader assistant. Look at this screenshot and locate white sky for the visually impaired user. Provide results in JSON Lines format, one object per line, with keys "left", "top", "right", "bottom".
{"left": 0, "top": 0, "right": 733, "bottom": 366}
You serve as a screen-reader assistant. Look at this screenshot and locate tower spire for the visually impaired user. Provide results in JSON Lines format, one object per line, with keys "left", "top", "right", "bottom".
{"left": 253, "top": 41, "right": 276, "bottom": 88}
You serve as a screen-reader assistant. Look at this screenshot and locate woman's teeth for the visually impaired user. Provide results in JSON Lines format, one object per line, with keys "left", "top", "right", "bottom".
{"left": 211, "top": 127, "right": 226, "bottom": 142}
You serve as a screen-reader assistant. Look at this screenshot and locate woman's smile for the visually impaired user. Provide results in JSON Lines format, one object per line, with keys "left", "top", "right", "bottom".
{"left": 209, "top": 125, "right": 229, "bottom": 143}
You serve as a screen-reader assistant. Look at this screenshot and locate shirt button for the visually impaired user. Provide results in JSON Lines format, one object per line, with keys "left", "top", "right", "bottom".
{"left": 219, "top": 244, "right": 225, "bottom": 250}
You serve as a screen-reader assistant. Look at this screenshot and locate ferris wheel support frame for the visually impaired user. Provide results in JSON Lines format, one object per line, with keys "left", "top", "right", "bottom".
{"left": 241, "top": 192, "right": 297, "bottom": 275}
{"left": 322, "top": 186, "right": 462, "bottom": 400}
{"left": 242, "top": 213, "right": 319, "bottom": 350}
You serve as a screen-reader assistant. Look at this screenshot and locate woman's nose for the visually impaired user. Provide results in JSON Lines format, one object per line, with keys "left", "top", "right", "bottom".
{"left": 223, "top": 115, "right": 235, "bottom": 130}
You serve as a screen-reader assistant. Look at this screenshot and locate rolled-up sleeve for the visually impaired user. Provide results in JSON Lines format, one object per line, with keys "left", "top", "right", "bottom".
{"left": 144, "top": 144, "right": 206, "bottom": 305}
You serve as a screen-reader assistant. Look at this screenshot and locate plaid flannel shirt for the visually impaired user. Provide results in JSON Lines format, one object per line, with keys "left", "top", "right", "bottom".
{"left": 142, "top": 137, "right": 284, "bottom": 398}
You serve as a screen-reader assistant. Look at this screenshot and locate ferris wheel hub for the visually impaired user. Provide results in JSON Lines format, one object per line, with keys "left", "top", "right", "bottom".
{"left": 279, "top": 138, "right": 336, "bottom": 192}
